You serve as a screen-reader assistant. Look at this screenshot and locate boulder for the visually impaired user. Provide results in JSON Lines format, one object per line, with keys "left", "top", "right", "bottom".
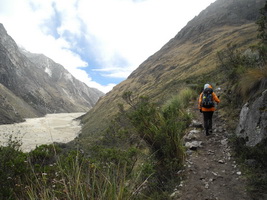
{"left": 236, "top": 90, "right": 267, "bottom": 146}
{"left": 184, "top": 129, "right": 201, "bottom": 141}
{"left": 185, "top": 141, "right": 203, "bottom": 150}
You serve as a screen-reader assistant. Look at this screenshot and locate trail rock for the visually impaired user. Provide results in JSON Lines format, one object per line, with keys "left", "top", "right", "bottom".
{"left": 218, "top": 160, "right": 225, "bottom": 164}
{"left": 221, "top": 138, "right": 228, "bottom": 146}
{"left": 190, "top": 120, "right": 203, "bottom": 128}
{"left": 218, "top": 126, "right": 224, "bottom": 133}
{"left": 236, "top": 89, "right": 267, "bottom": 146}
{"left": 185, "top": 141, "right": 203, "bottom": 150}
{"left": 184, "top": 129, "right": 200, "bottom": 141}
{"left": 170, "top": 190, "right": 181, "bottom": 199}
{"left": 208, "top": 150, "right": 215, "bottom": 155}
{"left": 212, "top": 172, "right": 218, "bottom": 176}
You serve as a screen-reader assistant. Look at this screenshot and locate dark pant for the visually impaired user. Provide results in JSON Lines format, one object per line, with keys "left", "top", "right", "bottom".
{"left": 203, "top": 111, "right": 214, "bottom": 135}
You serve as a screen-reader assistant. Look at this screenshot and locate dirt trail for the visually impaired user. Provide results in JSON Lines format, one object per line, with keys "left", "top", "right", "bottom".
{"left": 176, "top": 104, "right": 250, "bottom": 200}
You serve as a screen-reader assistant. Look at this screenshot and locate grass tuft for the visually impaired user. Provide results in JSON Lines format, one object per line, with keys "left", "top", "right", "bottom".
{"left": 237, "top": 66, "right": 267, "bottom": 100}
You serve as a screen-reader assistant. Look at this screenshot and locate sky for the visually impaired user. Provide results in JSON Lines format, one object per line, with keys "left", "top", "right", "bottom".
{"left": 0, "top": 0, "right": 216, "bottom": 93}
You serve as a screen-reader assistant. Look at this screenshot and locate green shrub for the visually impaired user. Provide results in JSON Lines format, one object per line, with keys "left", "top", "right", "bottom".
{"left": 28, "top": 144, "right": 60, "bottom": 166}
{"left": 0, "top": 138, "right": 29, "bottom": 199}
{"left": 123, "top": 89, "right": 194, "bottom": 178}
{"left": 217, "top": 44, "right": 258, "bottom": 81}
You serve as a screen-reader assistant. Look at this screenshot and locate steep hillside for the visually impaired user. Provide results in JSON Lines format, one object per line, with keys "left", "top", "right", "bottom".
{"left": 80, "top": 0, "right": 265, "bottom": 142}
{"left": 0, "top": 24, "right": 104, "bottom": 124}
{"left": 21, "top": 50, "right": 103, "bottom": 111}
{"left": 0, "top": 83, "right": 39, "bottom": 124}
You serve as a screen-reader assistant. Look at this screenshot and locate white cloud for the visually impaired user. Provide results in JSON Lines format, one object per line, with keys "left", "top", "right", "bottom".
{"left": 0, "top": 0, "right": 216, "bottom": 93}
{"left": 93, "top": 67, "right": 134, "bottom": 78}
{"left": 76, "top": 0, "right": 216, "bottom": 78}
{"left": 67, "top": 67, "right": 115, "bottom": 93}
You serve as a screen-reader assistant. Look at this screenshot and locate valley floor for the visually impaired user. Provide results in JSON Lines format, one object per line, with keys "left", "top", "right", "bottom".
{"left": 0, "top": 112, "right": 85, "bottom": 152}
{"left": 176, "top": 103, "right": 250, "bottom": 200}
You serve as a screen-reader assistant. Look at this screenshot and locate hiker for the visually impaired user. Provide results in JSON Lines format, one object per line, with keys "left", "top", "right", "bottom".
{"left": 198, "top": 84, "right": 220, "bottom": 136}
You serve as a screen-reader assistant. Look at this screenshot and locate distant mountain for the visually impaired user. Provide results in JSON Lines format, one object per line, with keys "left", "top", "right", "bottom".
{"left": 79, "top": 0, "right": 265, "bottom": 140}
{"left": 0, "top": 23, "right": 104, "bottom": 124}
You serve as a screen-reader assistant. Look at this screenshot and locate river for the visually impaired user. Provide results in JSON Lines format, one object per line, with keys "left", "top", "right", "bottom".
{"left": 0, "top": 112, "right": 85, "bottom": 152}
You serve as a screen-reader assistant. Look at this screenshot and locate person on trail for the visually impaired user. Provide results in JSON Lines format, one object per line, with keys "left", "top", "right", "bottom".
{"left": 198, "top": 83, "right": 220, "bottom": 136}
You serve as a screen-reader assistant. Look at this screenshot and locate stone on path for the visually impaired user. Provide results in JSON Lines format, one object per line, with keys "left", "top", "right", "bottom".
{"left": 190, "top": 120, "right": 203, "bottom": 128}
{"left": 185, "top": 141, "right": 203, "bottom": 150}
{"left": 184, "top": 129, "right": 201, "bottom": 141}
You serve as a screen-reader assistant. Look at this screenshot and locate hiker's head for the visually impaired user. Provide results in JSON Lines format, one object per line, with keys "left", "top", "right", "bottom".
{"left": 204, "top": 84, "right": 212, "bottom": 89}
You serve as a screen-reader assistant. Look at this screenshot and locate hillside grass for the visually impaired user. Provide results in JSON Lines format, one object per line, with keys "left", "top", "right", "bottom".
{"left": 214, "top": 12, "right": 267, "bottom": 197}
{"left": 79, "top": 23, "right": 258, "bottom": 144}
{"left": 75, "top": 21, "right": 264, "bottom": 200}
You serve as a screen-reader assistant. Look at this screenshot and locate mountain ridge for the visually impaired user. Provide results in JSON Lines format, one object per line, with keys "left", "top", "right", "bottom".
{"left": 0, "top": 23, "right": 104, "bottom": 124}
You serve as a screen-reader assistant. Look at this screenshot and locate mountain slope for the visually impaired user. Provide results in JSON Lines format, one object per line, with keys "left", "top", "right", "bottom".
{"left": 79, "top": 0, "right": 265, "bottom": 142}
{"left": 0, "top": 23, "right": 104, "bottom": 124}
{"left": 21, "top": 50, "right": 103, "bottom": 112}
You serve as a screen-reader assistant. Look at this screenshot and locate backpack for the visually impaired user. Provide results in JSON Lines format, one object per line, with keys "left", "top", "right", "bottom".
{"left": 202, "top": 88, "right": 214, "bottom": 108}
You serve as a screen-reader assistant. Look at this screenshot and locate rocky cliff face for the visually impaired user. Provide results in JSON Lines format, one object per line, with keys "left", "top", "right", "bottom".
{"left": 0, "top": 23, "right": 104, "bottom": 124}
{"left": 20, "top": 50, "right": 103, "bottom": 112}
{"left": 236, "top": 90, "right": 267, "bottom": 146}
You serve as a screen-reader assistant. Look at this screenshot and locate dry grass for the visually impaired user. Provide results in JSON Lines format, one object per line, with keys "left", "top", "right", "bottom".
{"left": 238, "top": 66, "right": 267, "bottom": 99}
{"left": 79, "top": 23, "right": 259, "bottom": 145}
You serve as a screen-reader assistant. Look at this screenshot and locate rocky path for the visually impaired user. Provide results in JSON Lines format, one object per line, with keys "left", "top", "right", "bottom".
{"left": 174, "top": 106, "right": 250, "bottom": 200}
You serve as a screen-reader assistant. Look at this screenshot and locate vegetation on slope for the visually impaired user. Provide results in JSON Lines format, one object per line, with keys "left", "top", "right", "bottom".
{"left": 80, "top": 0, "right": 265, "bottom": 141}
{"left": 218, "top": 41, "right": 267, "bottom": 200}
{"left": 214, "top": 3, "right": 267, "bottom": 198}
{"left": 0, "top": 88, "right": 196, "bottom": 199}
{"left": 1, "top": 1, "right": 267, "bottom": 199}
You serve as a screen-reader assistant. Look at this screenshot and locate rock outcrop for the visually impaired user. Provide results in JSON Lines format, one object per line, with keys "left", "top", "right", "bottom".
{"left": 236, "top": 89, "right": 267, "bottom": 146}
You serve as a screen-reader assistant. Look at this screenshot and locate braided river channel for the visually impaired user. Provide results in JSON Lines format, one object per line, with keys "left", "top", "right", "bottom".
{"left": 0, "top": 113, "right": 85, "bottom": 152}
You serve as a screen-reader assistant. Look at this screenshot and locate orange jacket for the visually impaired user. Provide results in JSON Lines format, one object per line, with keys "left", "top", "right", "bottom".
{"left": 198, "top": 91, "right": 220, "bottom": 112}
